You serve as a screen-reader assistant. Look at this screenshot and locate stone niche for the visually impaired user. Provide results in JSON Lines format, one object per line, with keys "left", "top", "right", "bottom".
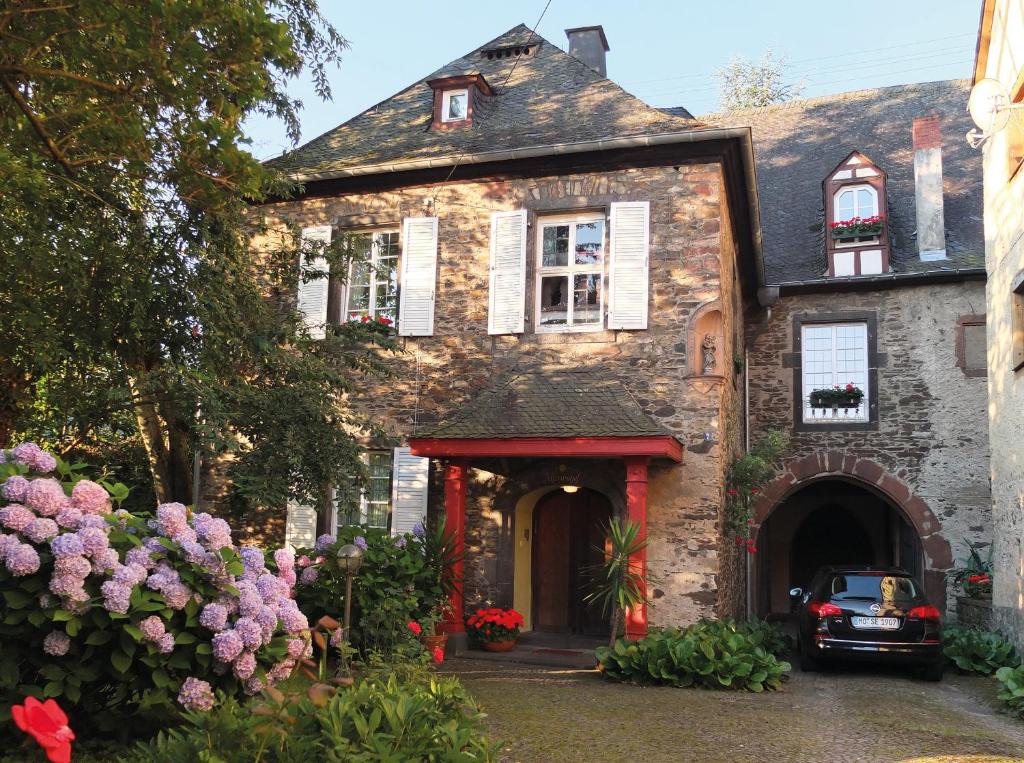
{"left": 687, "top": 300, "right": 725, "bottom": 380}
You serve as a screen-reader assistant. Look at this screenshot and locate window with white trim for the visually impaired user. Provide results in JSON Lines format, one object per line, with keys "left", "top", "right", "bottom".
{"left": 801, "top": 323, "right": 869, "bottom": 422}
{"left": 535, "top": 213, "right": 605, "bottom": 332}
{"left": 833, "top": 185, "right": 880, "bottom": 246}
{"left": 441, "top": 89, "right": 468, "bottom": 122}
{"left": 345, "top": 230, "right": 399, "bottom": 322}
{"left": 336, "top": 451, "right": 393, "bottom": 529}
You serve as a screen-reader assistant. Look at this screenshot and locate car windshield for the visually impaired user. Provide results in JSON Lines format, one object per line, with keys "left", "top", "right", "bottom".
{"left": 829, "top": 574, "right": 920, "bottom": 604}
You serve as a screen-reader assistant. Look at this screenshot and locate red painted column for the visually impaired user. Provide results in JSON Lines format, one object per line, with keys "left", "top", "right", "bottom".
{"left": 439, "top": 459, "right": 468, "bottom": 634}
{"left": 624, "top": 456, "right": 649, "bottom": 640}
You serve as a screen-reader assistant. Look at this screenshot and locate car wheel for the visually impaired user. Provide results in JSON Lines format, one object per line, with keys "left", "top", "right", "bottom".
{"left": 921, "top": 662, "right": 944, "bottom": 682}
{"left": 799, "top": 638, "right": 820, "bottom": 672}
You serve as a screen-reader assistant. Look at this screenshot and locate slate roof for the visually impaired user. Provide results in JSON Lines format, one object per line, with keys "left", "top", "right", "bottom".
{"left": 700, "top": 80, "right": 985, "bottom": 285}
{"left": 416, "top": 370, "right": 672, "bottom": 440}
{"left": 267, "top": 25, "right": 702, "bottom": 180}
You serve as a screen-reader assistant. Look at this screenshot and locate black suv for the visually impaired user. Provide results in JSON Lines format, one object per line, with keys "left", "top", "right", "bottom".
{"left": 791, "top": 566, "right": 944, "bottom": 681}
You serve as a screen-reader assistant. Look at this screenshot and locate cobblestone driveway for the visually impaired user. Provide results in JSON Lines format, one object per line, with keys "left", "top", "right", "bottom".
{"left": 447, "top": 659, "right": 1024, "bottom": 762}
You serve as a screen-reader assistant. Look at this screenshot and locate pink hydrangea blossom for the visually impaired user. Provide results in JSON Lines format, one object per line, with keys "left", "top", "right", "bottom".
{"left": 49, "top": 574, "right": 88, "bottom": 600}
{"left": 199, "top": 603, "right": 228, "bottom": 632}
{"left": 24, "top": 479, "right": 68, "bottom": 517}
{"left": 177, "top": 677, "right": 215, "bottom": 711}
{"left": 299, "top": 566, "right": 318, "bottom": 585}
{"left": 70, "top": 480, "right": 110, "bottom": 514}
{"left": 53, "top": 555, "right": 91, "bottom": 578}
{"left": 6, "top": 543, "right": 41, "bottom": 576}
{"left": 233, "top": 617, "right": 263, "bottom": 650}
{"left": 157, "top": 632, "right": 175, "bottom": 654}
{"left": 124, "top": 546, "right": 154, "bottom": 569}
{"left": 273, "top": 548, "right": 295, "bottom": 571}
{"left": 11, "top": 442, "right": 53, "bottom": 472}
{"left": 91, "top": 547, "right": 120, "bottom": 574}
{"left": 267, "top": 659, "right": 296, "bottom": 684}
{"left": 76, "top": 526, "right": 109, "bottom": 557}
{"left": 100, "top": 580, "right": 131, "bottom": 614}
{"left": 286, "top": 638, "right": 306, "bottom": 659}
{"left": 232, "top": 652, "right": 257, "bottom": 680}
{"left": 1, "top": 505, "right": 35, "bottom": 532}
{"left": 55, "top": 507, "right": 83, "bottom": 529}
{"left": 2, "top": 475, "right": 30, "bottom": 502}
{"left": 243, "top": 675, "right": 264, "bottom": 695}
{"left": 162, "top": 582, "right": 192, "bottom": 610}
{"left": 139, "top": 615, "right": 166, "bottom": 642}
{"left": 24, "top": 518, "right": 59, "bottom": 543}
{"left": 155, "top": 503, "right": 188, "bottom": 538}
{"left": 43, "top": 631, "right": 70, "bottom": 656}
{"left": 196, "top": 516, "right": 231, "bottom": 550}
{"left": 296, "top": 555, "right": 311, "bottom": 568}
{"left": 212, "top": 630, "right": 244, "bottom": 662}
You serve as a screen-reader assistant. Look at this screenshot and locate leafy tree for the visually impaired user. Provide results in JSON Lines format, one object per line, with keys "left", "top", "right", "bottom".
{"left": 0, "top": 2, "right": 391, "bottom": 516}
{"left": 715, "top": 50, "right": 803, "bottom": 111}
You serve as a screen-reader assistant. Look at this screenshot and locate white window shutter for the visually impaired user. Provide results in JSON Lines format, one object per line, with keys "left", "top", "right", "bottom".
{"left": 390, "top": 447, "right": 429, "bottom": 537}
{"left": 285, "top": 501, "right": 318, "bottom": 551}
{"left": 608, "top": 202, "right": 650, "bottom": 330}
{"left": 398, "top": 217, "right": 439, "bottom": 336}
{"left": 488, "top": 209, "right": 527, "bottom": 335}
{"left": 297, "top": 225, "right": 332, "bottom": 339}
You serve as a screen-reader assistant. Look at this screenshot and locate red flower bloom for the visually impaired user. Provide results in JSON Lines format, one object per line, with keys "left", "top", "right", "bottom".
{"left": 845, "top": 383, "right": 855, "bottom": 392}
{"left": 726, "top": 488, "right": 739, "bottom": 497}
{"left": 747, "top": 545, "right": 758, "bottom": 554}
{"left": 750, "top": 488, "right": 759, "bottom": 495}
{"left": 11, "top": 697, "right": 74, "bottom": 763}
{"left": 377, "top": 316, "right": 393, "bottom": 325}
{"left": 432, "top": 646, "right": 445, "bottom": 664}
{"left": 406, "top": 621, "right": 422, "bottom": 635}
{"left": 360, "top": 315, "right": 371, "bottom": 323}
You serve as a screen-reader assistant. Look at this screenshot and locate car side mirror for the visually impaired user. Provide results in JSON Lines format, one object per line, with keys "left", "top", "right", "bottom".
{"left": 789, "top": 587, "right": 803, "bottom": 599}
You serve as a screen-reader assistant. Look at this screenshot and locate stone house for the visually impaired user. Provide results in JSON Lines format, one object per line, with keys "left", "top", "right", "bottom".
{"left": 251, "top": 24, "right": 991, "bottom": 645}
{"left": 974, "top": 0, "right": 1024, "bottom": 650}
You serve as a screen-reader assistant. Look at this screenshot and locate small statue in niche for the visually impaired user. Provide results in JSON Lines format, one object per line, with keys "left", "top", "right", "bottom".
{"left": 701, "top": 333, "right": 717, "bottom": 375}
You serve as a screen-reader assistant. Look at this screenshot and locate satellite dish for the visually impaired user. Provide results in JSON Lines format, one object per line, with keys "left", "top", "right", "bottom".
{"left": 969, "top": 78, "right": 1011, "bottom": 134}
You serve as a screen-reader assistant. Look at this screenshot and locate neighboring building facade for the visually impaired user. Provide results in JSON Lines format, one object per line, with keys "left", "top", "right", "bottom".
{"left": 252, "top": 24, "right": 992, "bottom": 642}
{"left": 727, "top": 82, "right": 991, "bottom": 617}
{"left": 975, "top": 0, "right": 1024, "bottom": 649}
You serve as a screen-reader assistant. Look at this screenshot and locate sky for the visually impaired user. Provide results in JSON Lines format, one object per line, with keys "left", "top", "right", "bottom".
{"left": 244, "top": 0, "right": 983, "bottom": 161}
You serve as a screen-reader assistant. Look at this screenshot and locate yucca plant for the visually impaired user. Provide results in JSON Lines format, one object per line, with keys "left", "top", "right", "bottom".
{"left": 585, "top": 518, "right": 651, "bottom": 649}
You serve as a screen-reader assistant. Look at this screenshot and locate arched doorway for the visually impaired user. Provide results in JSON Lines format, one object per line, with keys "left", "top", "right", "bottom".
{"left": 532, "top": 488, "right": 611, "bottom": 635}
{"left": 757, "top": 480, "right": 923, "bottom": 617}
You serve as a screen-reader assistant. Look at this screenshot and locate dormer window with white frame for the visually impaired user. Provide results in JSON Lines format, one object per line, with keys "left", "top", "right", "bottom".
{"left": 441, "top": 89, "right": 468, "bottom": 123}
{"left": 824, "top": 151, "right": 890, "bottom": 278}
{"left": 833, "top": 184, "right": 880, "bottom": 246}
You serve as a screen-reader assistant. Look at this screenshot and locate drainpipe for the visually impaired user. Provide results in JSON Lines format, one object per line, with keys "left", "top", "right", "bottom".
{"left": 744, "top": 347, "right": 753, "bottom": 619}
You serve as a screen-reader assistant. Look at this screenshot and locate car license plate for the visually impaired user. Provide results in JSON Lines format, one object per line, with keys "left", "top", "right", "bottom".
{"left": 851, "top": 616, "right": 899, "bottom": 630}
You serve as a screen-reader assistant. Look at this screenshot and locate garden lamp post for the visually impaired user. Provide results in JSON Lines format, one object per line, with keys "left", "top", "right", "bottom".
{"left": 335, "top": 544, "right": 364, "bottom": 641}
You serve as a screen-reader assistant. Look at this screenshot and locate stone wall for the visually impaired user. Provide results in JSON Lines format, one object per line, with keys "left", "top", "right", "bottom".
{"left": 747, "top": 281, "right": 992, "bottom": 612}
{"left": 251, "top": 161, "right": 747, "bottom": 627}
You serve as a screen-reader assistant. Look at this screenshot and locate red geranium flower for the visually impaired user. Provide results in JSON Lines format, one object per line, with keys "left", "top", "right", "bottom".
{"left": 377, "top": 316, "right": 393, "bottom": 325}
{"left": 11, "top": 697, "right": 74, "bottom": 763}
{"left": 726, "top": 488, "right": 739, "bottom": 497}
{"left": 433, "top": 645, "right": 445, "bottom": 664}
{"left": 407, "top": 621, "right": 422, "bottom": 635}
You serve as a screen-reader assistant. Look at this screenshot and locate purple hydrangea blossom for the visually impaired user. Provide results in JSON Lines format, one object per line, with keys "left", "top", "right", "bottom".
{"left": 1, "top": 505, "right": 35, "bottom": 532}
{"left": 76, "top": 514, "right": 106, "bottom": 530}
{"left": 232, "top": 651, "right": 257, "bottom": 680}
{"left": 278, "top": 604, "right": 309, "bottom": 635}
{"left": 0, "top": 533, "right": 16, "bottom": 562}
{"left": 177, "top": 677, "right": 215, "bottom": 712}
{"left": 243, "top": 675, "right": 264, "bottom": 696}
{"left": 76, "top": 527, "right": 109, "bottom": 557}
{"left": 49, "top": 574, "right": 88, "bottom": 600}
{"left": 212, "top": 630, "right": 244, "bottom": 662}
{"left": 55, "top": 507, "right": 83, "bottom": 529}
{"left": 24, "top": 479, "right": 68, "bottom": 517}
{"left": 143, "top": 537, "right": 166, "bottom": 554}
{"left": 54, "top": 555, "right": 91, "bottom": 578}
{"left": 273, "top": 548, "right": 295, "bottom": 571}
{"left": 239, "top": 547, "right": 265, "bottom": 573}
{"left": 100, "top": 580, "right": 131, "bottom": 614}
{"left": 255, "top": 574, "right": 283, "bottom": 604}
{"left": 91, "top": 547, "right": 120, "bottom": 575}
{"left": 139, "top": 615, "right": 166, "bottom": 641}
{"left": 299, "top": 566, "right": 318, "bottom": 585}
{"left": 24, "top": 518, "right": 59, "bottom": 543}
{"left": 6, "top": 543, "right": 41, "bottom": 576}
{"left": 179, "top": 540, "right": 207, "bottom": 565}
{"left": 236, "top": 584, "right": 261, "bottom": 618}
{"left": 412, "top": 521, "right": 426, "bottom": 539}
{"left": 125, "top": 546, "right": 154, "bottom": 569}
{"left": 233, "top": 617, "right": 263, "bottom": 650}
{"left": 2, "top": 475, "right": 30, "bottom": 503}
{"left": 286, "top": 639, "right": 306, "bottom": 659}
{"left": 197, "top": 517, "right": 231, "bottom": 550}
{"left": 70, "top": 480, "right": 110, "bottom": 514}
{"left": 354, "top": 535, "right": 368, "bottom": 551}
{"left": 155, "top": 503, "right": 189, "bottom": 538}
{"left": 50, "top": 533, "right": 84, "bottom": 558}
{"left": 12, "top": 443, "right": 56, "bottom": 473}
{"left": 43, "top": 631, "right": 70, "bottom": 656}
{"left": 113, "top": 563, "right": 148, "bottom": 587}
{"left": 256, "top": 605, "right": 278, "bottom": 635}
{"left": 199, "top": 603, "right": 228, "bottom": 632}
{"left": 157, "top": 632, "right": 175, "bottom": 654}
{"left": 394, "top": 536, "right": 407, "bottom": 548}
{"left": 314, "top": 534, "right": 336, "bottom": 553}
{"left": 266, "top": 659, "right": 296, "bottom": 684}
{"left": 170, "top": 526, "right": 198, "bottom": 545}
{"left": 162, "top": 582, "right": 191, "bottom": 610}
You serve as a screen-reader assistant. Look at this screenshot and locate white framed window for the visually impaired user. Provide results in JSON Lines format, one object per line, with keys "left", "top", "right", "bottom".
{"left": 801, "top": 322, "right": 869, "bottom": 423}
{"left": 535, "top": 212, "right": 605, "bottom": 332}
{"left": 833, "top": 185, "right": 880, "bottom": 247}
{"left": 335, "top": 451, "right": 394, "bottom": 530}
{"left": 441, "top": 89, "right": 469, "bottom": 122}
{"left": 345, "top": 230, "right": 399, "bottom": 322}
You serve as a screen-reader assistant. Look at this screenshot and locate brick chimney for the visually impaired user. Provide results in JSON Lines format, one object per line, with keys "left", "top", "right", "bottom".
{"left": 565, "top": 26, "right": 609, "bottom": 77}
{"left": 913, "top": 115, "right": 947, "bottom": 261}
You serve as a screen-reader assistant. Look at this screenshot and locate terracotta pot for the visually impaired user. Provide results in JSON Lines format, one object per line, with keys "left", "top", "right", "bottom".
{"left": 481, "top": 638, "right": 517, "bottom": 653}
{"left": 422, "top": 634, "right": 448, "bottom": 651}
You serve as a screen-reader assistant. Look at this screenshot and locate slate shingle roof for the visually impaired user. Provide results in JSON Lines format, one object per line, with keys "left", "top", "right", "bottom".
{"left": 416, "top": 370, "right": 672, "bottom": 439}
{"left": 267, "top": 25, "right": 702, "bottom": 180}
{"left": 701, "top": 80, "right": 985, "bottom": 285}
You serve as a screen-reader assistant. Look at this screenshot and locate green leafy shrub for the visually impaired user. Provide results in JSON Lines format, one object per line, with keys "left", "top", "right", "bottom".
{"left": 740, "top": 619, "right": 793, "bottom": 657}
{"left": 596, "top": 619, "right": 791, "bottom": 692}
{"left": 0, "top": 443, "right": 308, "bottom": 734}
{"left": 294, "top": 523, "right": 450, "bottom": 656}
{"left": 996, "top": 664, "right": 1024, "bottom": 719}
{"left": 725, "top": 430, "right": 788, "bottom": 548}
{"left": 132, "top": 672, "right": 498, "bottom": 761}
{"left": 942, "top": 625, "right": 1018, "bottom": 675}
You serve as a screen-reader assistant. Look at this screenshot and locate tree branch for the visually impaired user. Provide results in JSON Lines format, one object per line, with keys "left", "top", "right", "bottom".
{"left": 0, "top": 64, "right": 127, "bottom": 94}
{"left": 1, "top": 75, "right": 74, "bottom": 174}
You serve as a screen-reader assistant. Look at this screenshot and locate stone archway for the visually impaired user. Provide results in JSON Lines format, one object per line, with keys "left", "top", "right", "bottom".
{"left": 753, "top": 451, "right": 953, "bottom": 610}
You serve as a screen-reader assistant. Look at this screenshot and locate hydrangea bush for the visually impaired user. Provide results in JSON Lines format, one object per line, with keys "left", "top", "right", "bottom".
{"left": 0, "top": 443, "right": 310, "bottom": 727}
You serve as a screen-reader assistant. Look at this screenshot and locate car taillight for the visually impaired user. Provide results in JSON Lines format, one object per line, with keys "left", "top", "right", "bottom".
{"left": 808, "top": 601, "right": 842, "bottom": 618}
{"left": 907, "top": 605, "right": 941, "bottom": 621}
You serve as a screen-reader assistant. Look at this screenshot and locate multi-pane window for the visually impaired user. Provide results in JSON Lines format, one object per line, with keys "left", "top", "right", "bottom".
{"left": 535, "top": 214, "right": 604, "bottom": 331}
{"left": 834, "top": 185, "right": 879, "bottom": 246}
{"left": 336, "top": 451, "right": 393, "bottom": 530}
{"left": 801, "top": 323, "right": 869, "bottom": 422}
{"left": 345, "top": 231, "right": 399, "bottom": 322}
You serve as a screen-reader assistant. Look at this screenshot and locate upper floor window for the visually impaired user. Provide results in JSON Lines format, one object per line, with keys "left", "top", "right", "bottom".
{"left": 801, "top": 322, "right": 869, "bottom": 423}
{"left": 441, "top": 89, "right": 468, "bottom": 122}
{"left": 825, "top": 152, "right": 889, "bottom": 277}
{"left": 335, "top": 451, "right": 394, "bottom": 530}
{"left": 345, "top": 230, "right": 399, "bottom": 323}
{"left": 535, "top": 213, "right": 605, "bottom": 332}
{"left": 427, "top": 74, "right": 491, "bottom": 129}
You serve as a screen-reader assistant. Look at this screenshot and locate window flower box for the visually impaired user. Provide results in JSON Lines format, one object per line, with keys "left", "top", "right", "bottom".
{"left": 830, "top": 215, "right": 884, "bottom": 240}
{"left": 809, "top": 384, "right": 864, "bottom": 409}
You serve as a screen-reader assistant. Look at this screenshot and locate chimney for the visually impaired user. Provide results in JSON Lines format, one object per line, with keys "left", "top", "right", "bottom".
{"left": 913, "top": 115, "right": 947, "bottom": 261}
{"left": 565, "top": 26, "right": 609, "bottom": 77}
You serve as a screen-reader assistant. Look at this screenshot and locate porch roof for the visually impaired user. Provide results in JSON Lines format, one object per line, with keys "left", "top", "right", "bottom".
{"left": 409, "top": 371, "right": 683, "bottom": 462}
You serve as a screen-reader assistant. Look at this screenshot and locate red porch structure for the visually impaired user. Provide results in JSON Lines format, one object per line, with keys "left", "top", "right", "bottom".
{"left": 411, "top": 436, "right": 682, "bottom": 642}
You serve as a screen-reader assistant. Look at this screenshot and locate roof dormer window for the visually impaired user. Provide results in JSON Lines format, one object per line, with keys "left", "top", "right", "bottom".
{"left": 427, "top": 74, "right": 492, "bottom": 129}
{"left": 824, "top": 152, "right": 890, "bottom": 278}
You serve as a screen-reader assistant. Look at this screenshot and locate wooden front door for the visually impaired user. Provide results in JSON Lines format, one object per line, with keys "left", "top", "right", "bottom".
{"left": 532, "top": 489, "right": 612, "bottom": 635}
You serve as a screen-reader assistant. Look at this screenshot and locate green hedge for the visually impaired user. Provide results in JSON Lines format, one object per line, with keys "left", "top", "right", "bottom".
{"left": 596, "top": 619, "right": 791, "bottom": 692}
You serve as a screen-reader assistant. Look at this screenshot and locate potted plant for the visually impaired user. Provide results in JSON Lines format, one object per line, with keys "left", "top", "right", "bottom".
{"left": 830, "top": 215, "right": 884, "bottom": 240}
{"left": 809, "top": 383, "right": 864, "bottom": 409}
{"left": 417, "top": 599, "right": 453, "bottom": 653}
{"left": 466, "top": 607, "right": 524, "bottom": 652}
